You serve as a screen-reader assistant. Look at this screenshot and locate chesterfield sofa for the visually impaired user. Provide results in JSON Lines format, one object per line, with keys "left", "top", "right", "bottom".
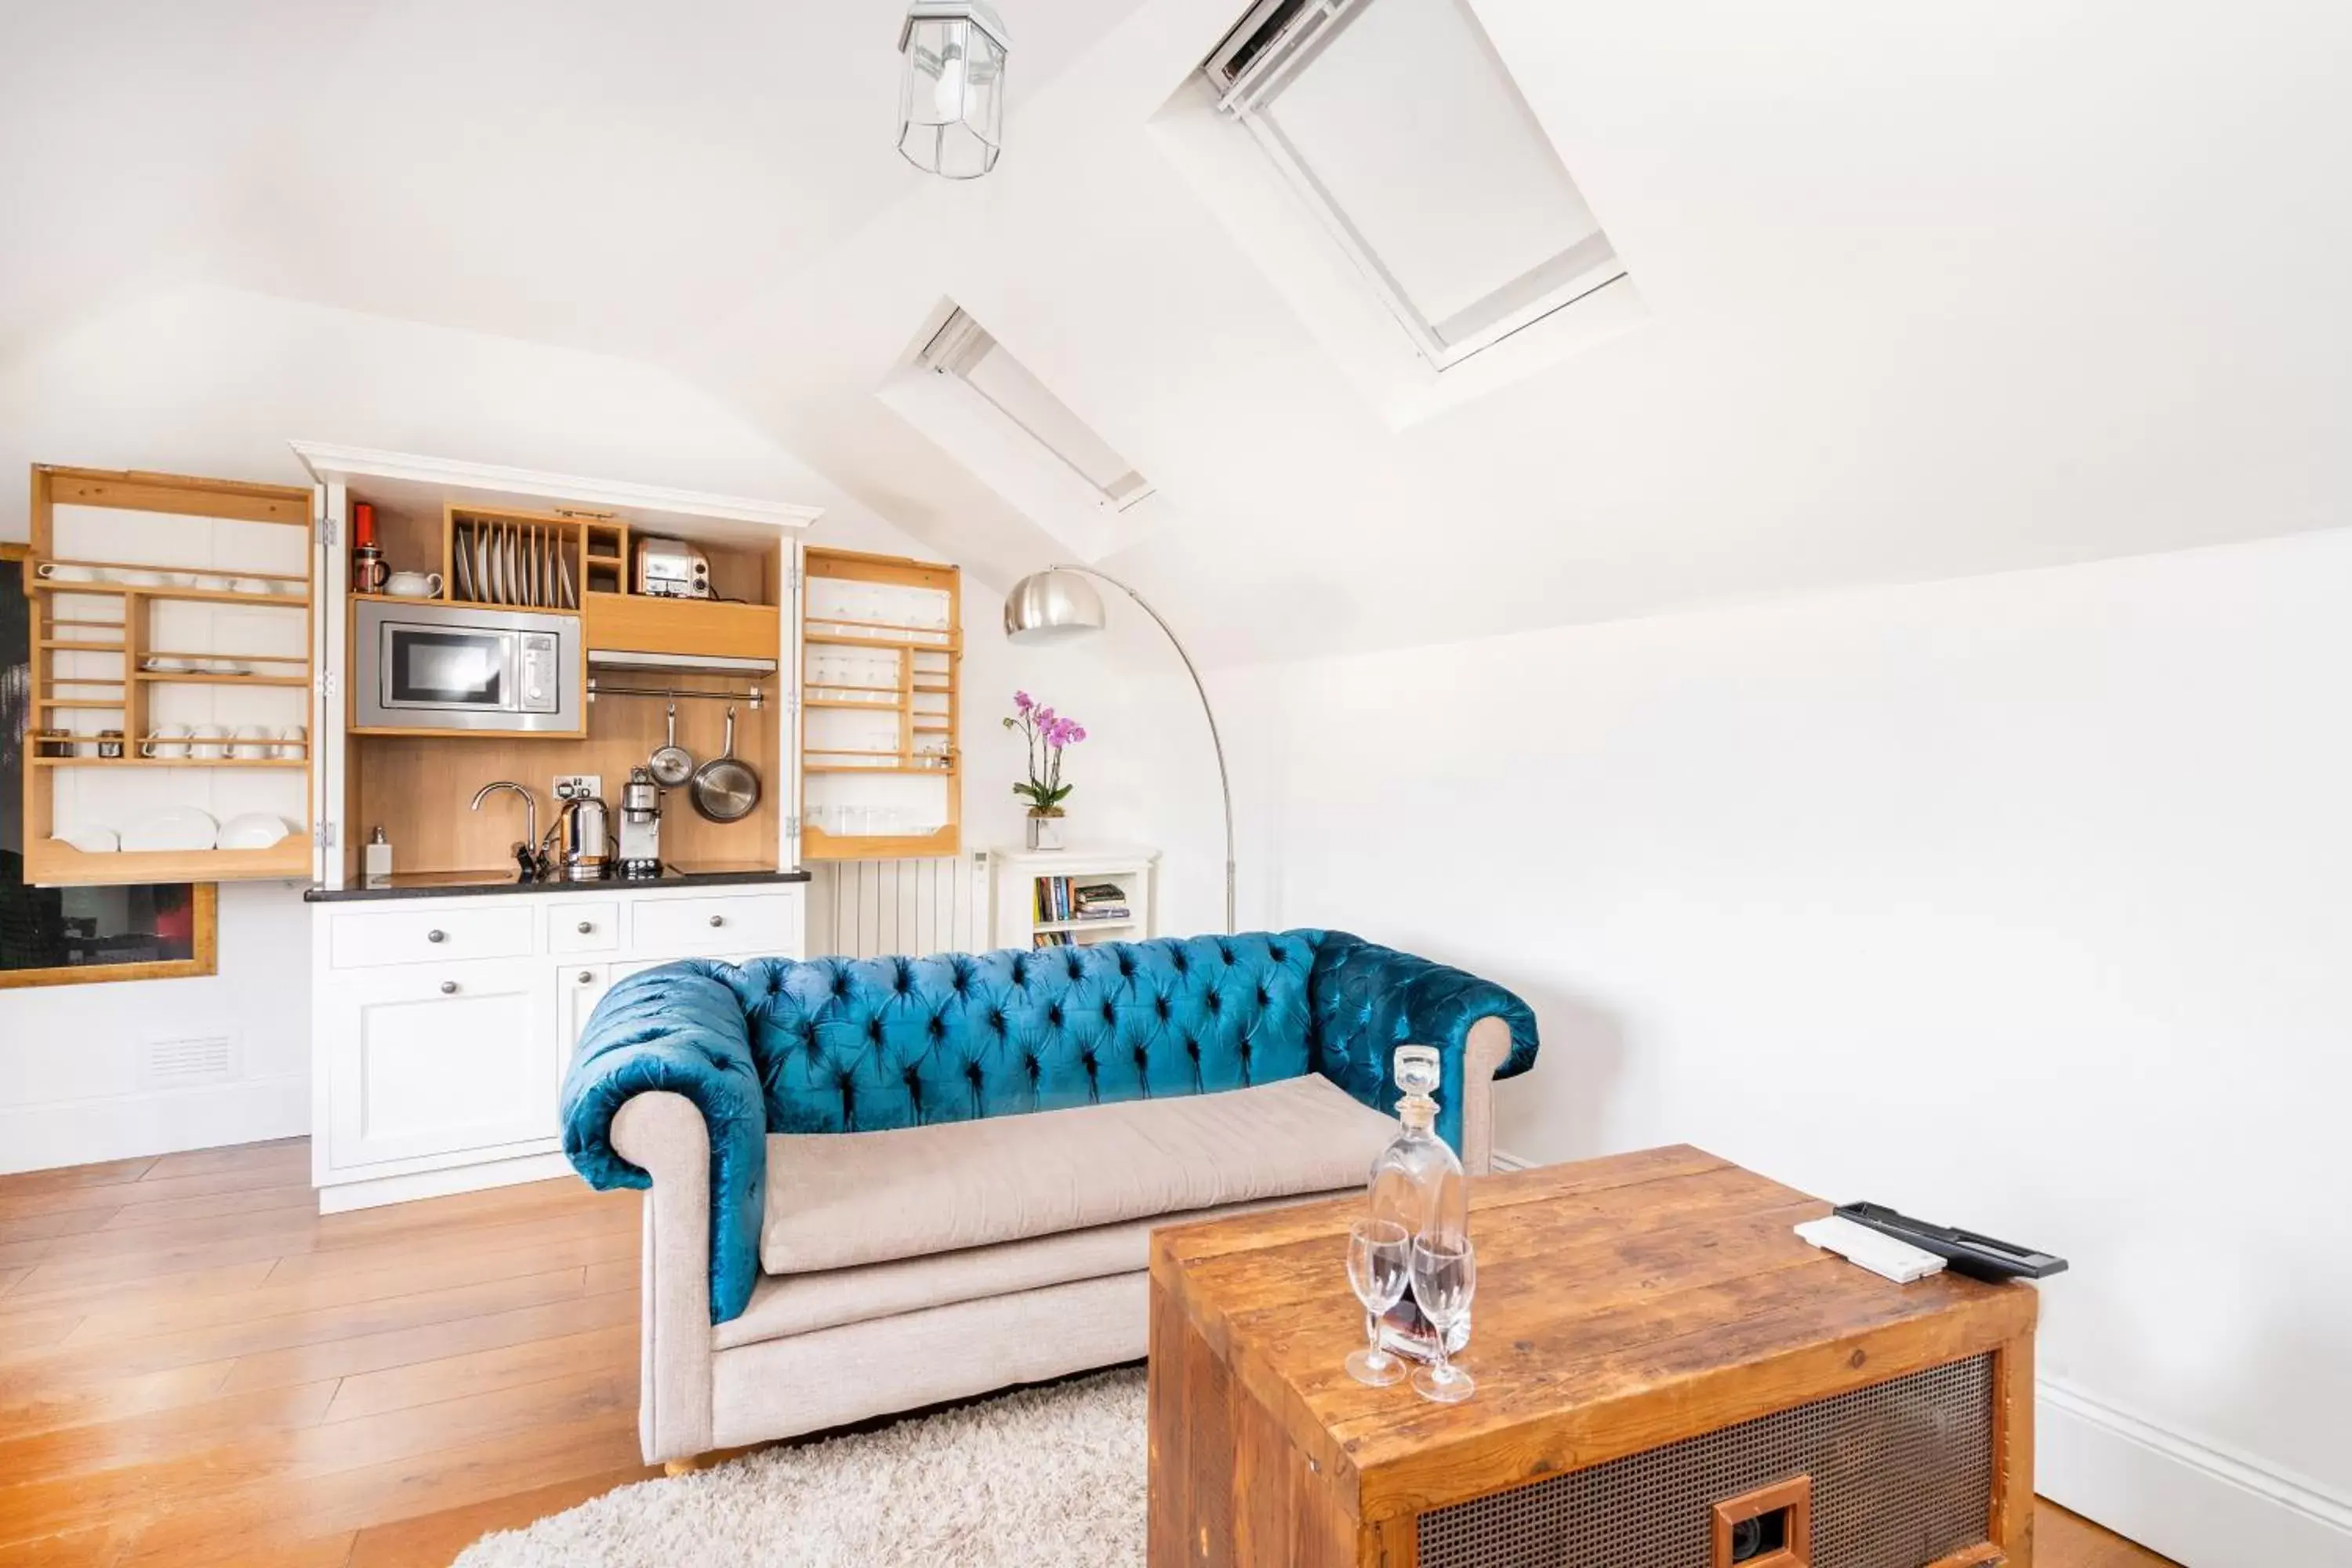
{"left": 561, "top": 930, "right": 1537, "bottom": 1468}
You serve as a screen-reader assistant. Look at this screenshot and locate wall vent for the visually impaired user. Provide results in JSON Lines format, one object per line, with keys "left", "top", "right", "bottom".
{"left": 140, "top": 1035, "right": 238, "bottom": 1089}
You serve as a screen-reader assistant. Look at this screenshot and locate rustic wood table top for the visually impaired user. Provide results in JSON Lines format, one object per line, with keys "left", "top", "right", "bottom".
{"left": 1148, "top": 1143, "right": 2040, "bottom": 1530}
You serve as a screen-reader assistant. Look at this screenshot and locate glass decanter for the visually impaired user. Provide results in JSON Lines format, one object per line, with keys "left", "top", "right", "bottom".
{"left": 1367, "top": 1045, "right": 1469, "bottom": 1361}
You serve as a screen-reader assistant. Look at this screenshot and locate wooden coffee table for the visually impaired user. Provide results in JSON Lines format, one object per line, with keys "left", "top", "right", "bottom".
{"left": 1147, "top": 1145, "right": 2038, "bottom": 1568}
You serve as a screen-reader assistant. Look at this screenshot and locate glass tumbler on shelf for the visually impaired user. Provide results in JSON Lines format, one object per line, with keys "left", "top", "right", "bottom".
{"left": 1344, "top": 1218, "right": 1411, "bottom": 1387}
{"left": 1408, "top": 1235, "right": 1477, "bottom": 1403}
{"left": 1367, "top": 1045, "right": 1468, "bottom": 1361}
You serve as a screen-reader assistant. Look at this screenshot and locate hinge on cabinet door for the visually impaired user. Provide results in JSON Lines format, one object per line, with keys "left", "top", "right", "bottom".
{"left": 316, "top": 670, "right": 337, "bottom": 699}
{"left": 314, "top": 511, "right": 338, "bottom": 548}
{"left": 785, "top": 815, "right": 800, "bottom": 839}
{"left": 312, "top": 822, "right": 337, "bottom": 849}
{"left": 787, "top": 564, "right": 804, "bottom": 593}
{"left": 785, "top": 690, "right": 800, "bottom": 715}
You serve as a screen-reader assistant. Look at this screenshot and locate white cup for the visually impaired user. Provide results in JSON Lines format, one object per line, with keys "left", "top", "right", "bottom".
{"left": 276, "top": 724, "right": 307, "bottom": 760}
{"left": 231, "top": 576, "right": 267, "bottom": 595}
{"left": 142, "top": 725, "right": 191, "bottom": 760}
{"left": 231, "top": 724, "right": 272, "bottom": 759}
{"left": 187, "top": 724, "right": 227, "bottom": 760}
{"left": 384, "top": 571, "right": 442, "bottom": 598}
{"left": 36, "top": 561, "right": 97, "bottom": 583}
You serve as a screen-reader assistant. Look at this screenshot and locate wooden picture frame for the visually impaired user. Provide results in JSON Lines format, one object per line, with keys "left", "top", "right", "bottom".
{"left": 2, "top": 541, "right": 220, "bottom": 988}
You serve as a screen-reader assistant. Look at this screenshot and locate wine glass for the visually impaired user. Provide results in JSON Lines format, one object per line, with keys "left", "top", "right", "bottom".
{"left": 1344, "top": 1218, "right": 1411, "bottom": 1387}
{"left": 1409, "top": 1235, "right": 1476, "bottom": 1403}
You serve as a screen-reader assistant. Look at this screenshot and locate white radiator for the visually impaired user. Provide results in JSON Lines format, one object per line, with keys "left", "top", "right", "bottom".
{"left": 807, "top": 853, "right": 994, "bottom": 959}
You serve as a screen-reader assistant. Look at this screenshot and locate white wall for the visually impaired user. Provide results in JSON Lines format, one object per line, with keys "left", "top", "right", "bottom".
{"left": 1232, "top": 528, "right": 2352, "bottom": 1566}
{"left": 0, "top": 281, "right": 1080, "bottom": 1173}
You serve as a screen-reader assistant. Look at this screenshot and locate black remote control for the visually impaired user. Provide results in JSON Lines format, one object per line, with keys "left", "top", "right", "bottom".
{"left": 1835, "top": 1202, "right": 2068, "bottom": 1282}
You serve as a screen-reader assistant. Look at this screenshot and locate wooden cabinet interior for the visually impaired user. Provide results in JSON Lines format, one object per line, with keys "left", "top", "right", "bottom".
{"left": 22, "top": 466, "right": 316, "bottom": 887}
{"left": 350, "top": 695, "right": 780, "bottom": 876}
{"left": 799, "top": 546, "right": 961, "bottom": 862}
{"left": 336, "top": 491, "right": 791, "bottom": 878}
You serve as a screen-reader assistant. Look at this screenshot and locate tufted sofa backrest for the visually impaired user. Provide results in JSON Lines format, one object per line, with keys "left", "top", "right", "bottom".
{"left": 717, "top": 931, "right": 1326, "bottom": 1135}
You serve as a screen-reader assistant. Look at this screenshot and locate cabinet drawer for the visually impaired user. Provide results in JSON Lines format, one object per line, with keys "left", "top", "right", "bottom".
{"left": 329, "top": 905, "right": 538, "bottom": 970}
{"left": 627, "top": 893, "right": 799, "bottom": 960}
{"left": 549, "top": 902, "right": 619, "bottom": 954}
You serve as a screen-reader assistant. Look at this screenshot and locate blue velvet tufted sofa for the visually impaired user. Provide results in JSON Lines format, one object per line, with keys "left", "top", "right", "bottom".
{"left": 561, "top": 930, "right": 1537, "bottom": 1467}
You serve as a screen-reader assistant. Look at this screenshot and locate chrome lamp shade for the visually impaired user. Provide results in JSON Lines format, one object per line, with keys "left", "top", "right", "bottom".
{"left": 898, "top": 0, "right": 1011, "bottom": 180}
{"left": 1004, "top": 568, "right": 1105, "bottom": 644}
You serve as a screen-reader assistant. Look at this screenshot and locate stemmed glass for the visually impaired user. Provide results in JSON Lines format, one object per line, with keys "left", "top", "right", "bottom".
{"left": 1409, "top": 1236, "right": 1477, "bottom": 1403}
{"left": 1344, "top": 1218, "right": 1411, "bottom": 1387}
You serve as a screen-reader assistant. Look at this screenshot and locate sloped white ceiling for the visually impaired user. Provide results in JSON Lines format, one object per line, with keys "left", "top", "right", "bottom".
{"left": 1, "top": 0, "right": 1150, "bottom": 360}
{"left": 9, "top": 0, "right": 2352, "bottom": 666}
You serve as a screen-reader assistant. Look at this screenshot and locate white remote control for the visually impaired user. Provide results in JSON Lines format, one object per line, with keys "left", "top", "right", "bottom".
{"left": 1795, "top": 1214, "right": 1947, "bottom": 1284}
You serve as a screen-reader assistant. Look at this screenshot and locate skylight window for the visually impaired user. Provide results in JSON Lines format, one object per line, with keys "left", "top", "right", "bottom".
{"left": 1202, "top": 0, "right": 1624, "bottom": 369}
{"left": 918, "top": 310, "right": 1152, "bottom": 512}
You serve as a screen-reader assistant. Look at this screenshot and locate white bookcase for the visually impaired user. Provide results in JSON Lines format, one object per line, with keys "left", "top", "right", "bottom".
{"left": 988, "top": 841, "right": 1159, "bottom": 950}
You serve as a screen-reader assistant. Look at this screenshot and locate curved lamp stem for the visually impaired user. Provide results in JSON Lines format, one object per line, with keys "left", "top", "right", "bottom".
{"left": 1047, "top": 564, "right": 1235, "bottom": 935}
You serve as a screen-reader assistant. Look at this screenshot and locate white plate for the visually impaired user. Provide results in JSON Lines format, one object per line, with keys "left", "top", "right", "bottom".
{"left": 121, "top": 807, "right": 218, "bottom": 853}
{"left": 455, "top": 535, "right": 475, "bottom": 601}
{"left": 218, "top": 812, "right": 291, "bottom": 850}
{"left": 52, "top": 825, "right": 119, "bottom": 853}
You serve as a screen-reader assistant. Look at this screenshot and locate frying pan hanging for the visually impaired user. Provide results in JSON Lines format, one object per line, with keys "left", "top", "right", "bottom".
{"left": 648, "top": 702, "right": 695, "bottom": 787}
{"left": 690, "top": 706, "right": 761, "bottom": 823}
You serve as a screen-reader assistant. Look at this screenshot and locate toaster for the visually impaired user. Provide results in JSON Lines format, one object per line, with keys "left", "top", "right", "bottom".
{"left": 635, "top": 537, "right": 711, "bottom": 599}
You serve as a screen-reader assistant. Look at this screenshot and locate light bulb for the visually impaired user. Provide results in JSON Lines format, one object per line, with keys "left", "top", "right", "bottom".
{"left": 933, "top": 42, "right": 967, "bottom": 120}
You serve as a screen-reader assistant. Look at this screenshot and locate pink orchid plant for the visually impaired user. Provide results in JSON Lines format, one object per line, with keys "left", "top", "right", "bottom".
{"left": 1004, "top": 691, "right": 1086, "bottom": 815}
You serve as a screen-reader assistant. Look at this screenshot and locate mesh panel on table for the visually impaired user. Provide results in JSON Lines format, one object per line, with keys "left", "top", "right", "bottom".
{"left": 1417, "top": 1354, "right": 1995, "bottom": 1568}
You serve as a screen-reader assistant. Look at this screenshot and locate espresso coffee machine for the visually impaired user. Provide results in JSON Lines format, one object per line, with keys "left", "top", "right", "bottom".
{"left": 617, "top": 767, "right": 663, "bottom": 879}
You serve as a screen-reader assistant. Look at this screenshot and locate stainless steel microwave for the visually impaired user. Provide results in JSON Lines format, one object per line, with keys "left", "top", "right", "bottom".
{"left": 354, "top": 600, "right": 581, "bottom": 734}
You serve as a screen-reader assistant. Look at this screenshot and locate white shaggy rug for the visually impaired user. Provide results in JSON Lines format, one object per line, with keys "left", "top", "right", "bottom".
{"left": 452, "top": 1370, "right": 1147, "bottom": 1568}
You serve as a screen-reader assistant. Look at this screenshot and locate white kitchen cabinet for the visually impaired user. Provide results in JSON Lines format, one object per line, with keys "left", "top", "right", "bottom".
{"left": 323, "top": 959, "right": 557, "bottom": 1168}
{"left": 311, "top": 880, "right": 806, "bottom": 1212}
{"left": 559, "top": 961, "right": 614, "bottom": 1054}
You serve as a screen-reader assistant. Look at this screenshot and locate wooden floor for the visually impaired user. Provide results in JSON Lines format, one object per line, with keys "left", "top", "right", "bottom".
{"left": 0, "top": 1139, "right": 2177, "bottom": 1567}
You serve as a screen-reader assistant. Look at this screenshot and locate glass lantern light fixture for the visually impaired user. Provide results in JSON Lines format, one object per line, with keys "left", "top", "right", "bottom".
{"left": 897, "top": 0, "right": 1011, "bottom": 180}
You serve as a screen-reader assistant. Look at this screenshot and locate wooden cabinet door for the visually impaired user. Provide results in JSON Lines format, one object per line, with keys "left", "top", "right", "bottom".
{"left": 323, "top": 959, "right": 558, "bottom": 1169}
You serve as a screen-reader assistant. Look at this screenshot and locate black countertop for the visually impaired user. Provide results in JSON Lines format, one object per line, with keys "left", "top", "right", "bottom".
{"left": 304, "top": 864, "right": 811, "bottom": 902}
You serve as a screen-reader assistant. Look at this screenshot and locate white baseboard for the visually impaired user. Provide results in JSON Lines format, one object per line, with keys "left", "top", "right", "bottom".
{"left": 316, "top": 1151, "right": 574, "bottom": 1214}
{"left": 0, "top": 1076, "right": 307, "bottom": 1175}
{"left": 2039, "top": 1376, "right": 2352, "bottom": 1568}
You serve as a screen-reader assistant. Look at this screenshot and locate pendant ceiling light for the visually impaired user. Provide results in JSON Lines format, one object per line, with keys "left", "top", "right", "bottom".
{"left": 898, "top": 0, "right": 1011, "bottom": 180}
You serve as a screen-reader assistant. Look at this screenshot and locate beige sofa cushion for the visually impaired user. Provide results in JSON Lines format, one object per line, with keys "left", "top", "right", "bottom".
{"left": 760, "top": 1073, "right": 1393, "bottom": 1276}
{"left": 719, "top": 1187, "right": 1354, "bottom": 1350}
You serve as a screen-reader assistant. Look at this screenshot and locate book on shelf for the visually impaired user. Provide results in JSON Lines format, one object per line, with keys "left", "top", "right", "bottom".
{"left": 1033, "top": 930, "right": 1076, "bottom": 948}
{"left": 1033, "top": 874, "right": 1134, "bottom": 927}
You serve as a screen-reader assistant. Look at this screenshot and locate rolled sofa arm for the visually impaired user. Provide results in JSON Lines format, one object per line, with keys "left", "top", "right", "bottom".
{"left": 1303, "top": 931, "right": 1540, "bottom": 1174}
{"left": 561, "top": 960, "right": 767, "bottom": 1325}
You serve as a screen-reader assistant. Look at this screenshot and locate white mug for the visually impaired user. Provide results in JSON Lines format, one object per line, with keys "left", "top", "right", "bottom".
{"left": 142, "top": 725, "right": 190, "bottom": 760}
{"left": 276, "top": 724, "right": 307, "bottom": 760}
{"left": 229, "top": 576, "right": 267, "bottom": 595}
{"left": 384, "top": 571, "right": 442, "bottom": 598}
{"left": 187, "top": 724, "right": 227, "bottom": 760}
{"left": 36, "top": 561, "right": 96, "bottom": 583}
{"left": 232, "top": 724, "right": 272, "bottom": 759}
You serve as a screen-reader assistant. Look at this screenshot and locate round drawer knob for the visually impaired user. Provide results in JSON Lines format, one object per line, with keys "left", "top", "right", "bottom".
{"left": 708, "top": 914, "right": 725, "bottom": 928}
{"left": 577, "top": 971, "right": 595, "bottom": 985}
{"left": 426, "top": 929, "right": 447, "bottom": 944}
{"left": 440, "top": 980, "right": 459, "bottom": 995}
{"left": 576, "top": 921, "right": 594, "bottom": 935}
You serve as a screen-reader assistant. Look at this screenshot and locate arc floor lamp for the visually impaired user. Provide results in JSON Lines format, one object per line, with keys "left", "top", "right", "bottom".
{"left": 1002, "top": 567, "right": 1235, "bottom": 935}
